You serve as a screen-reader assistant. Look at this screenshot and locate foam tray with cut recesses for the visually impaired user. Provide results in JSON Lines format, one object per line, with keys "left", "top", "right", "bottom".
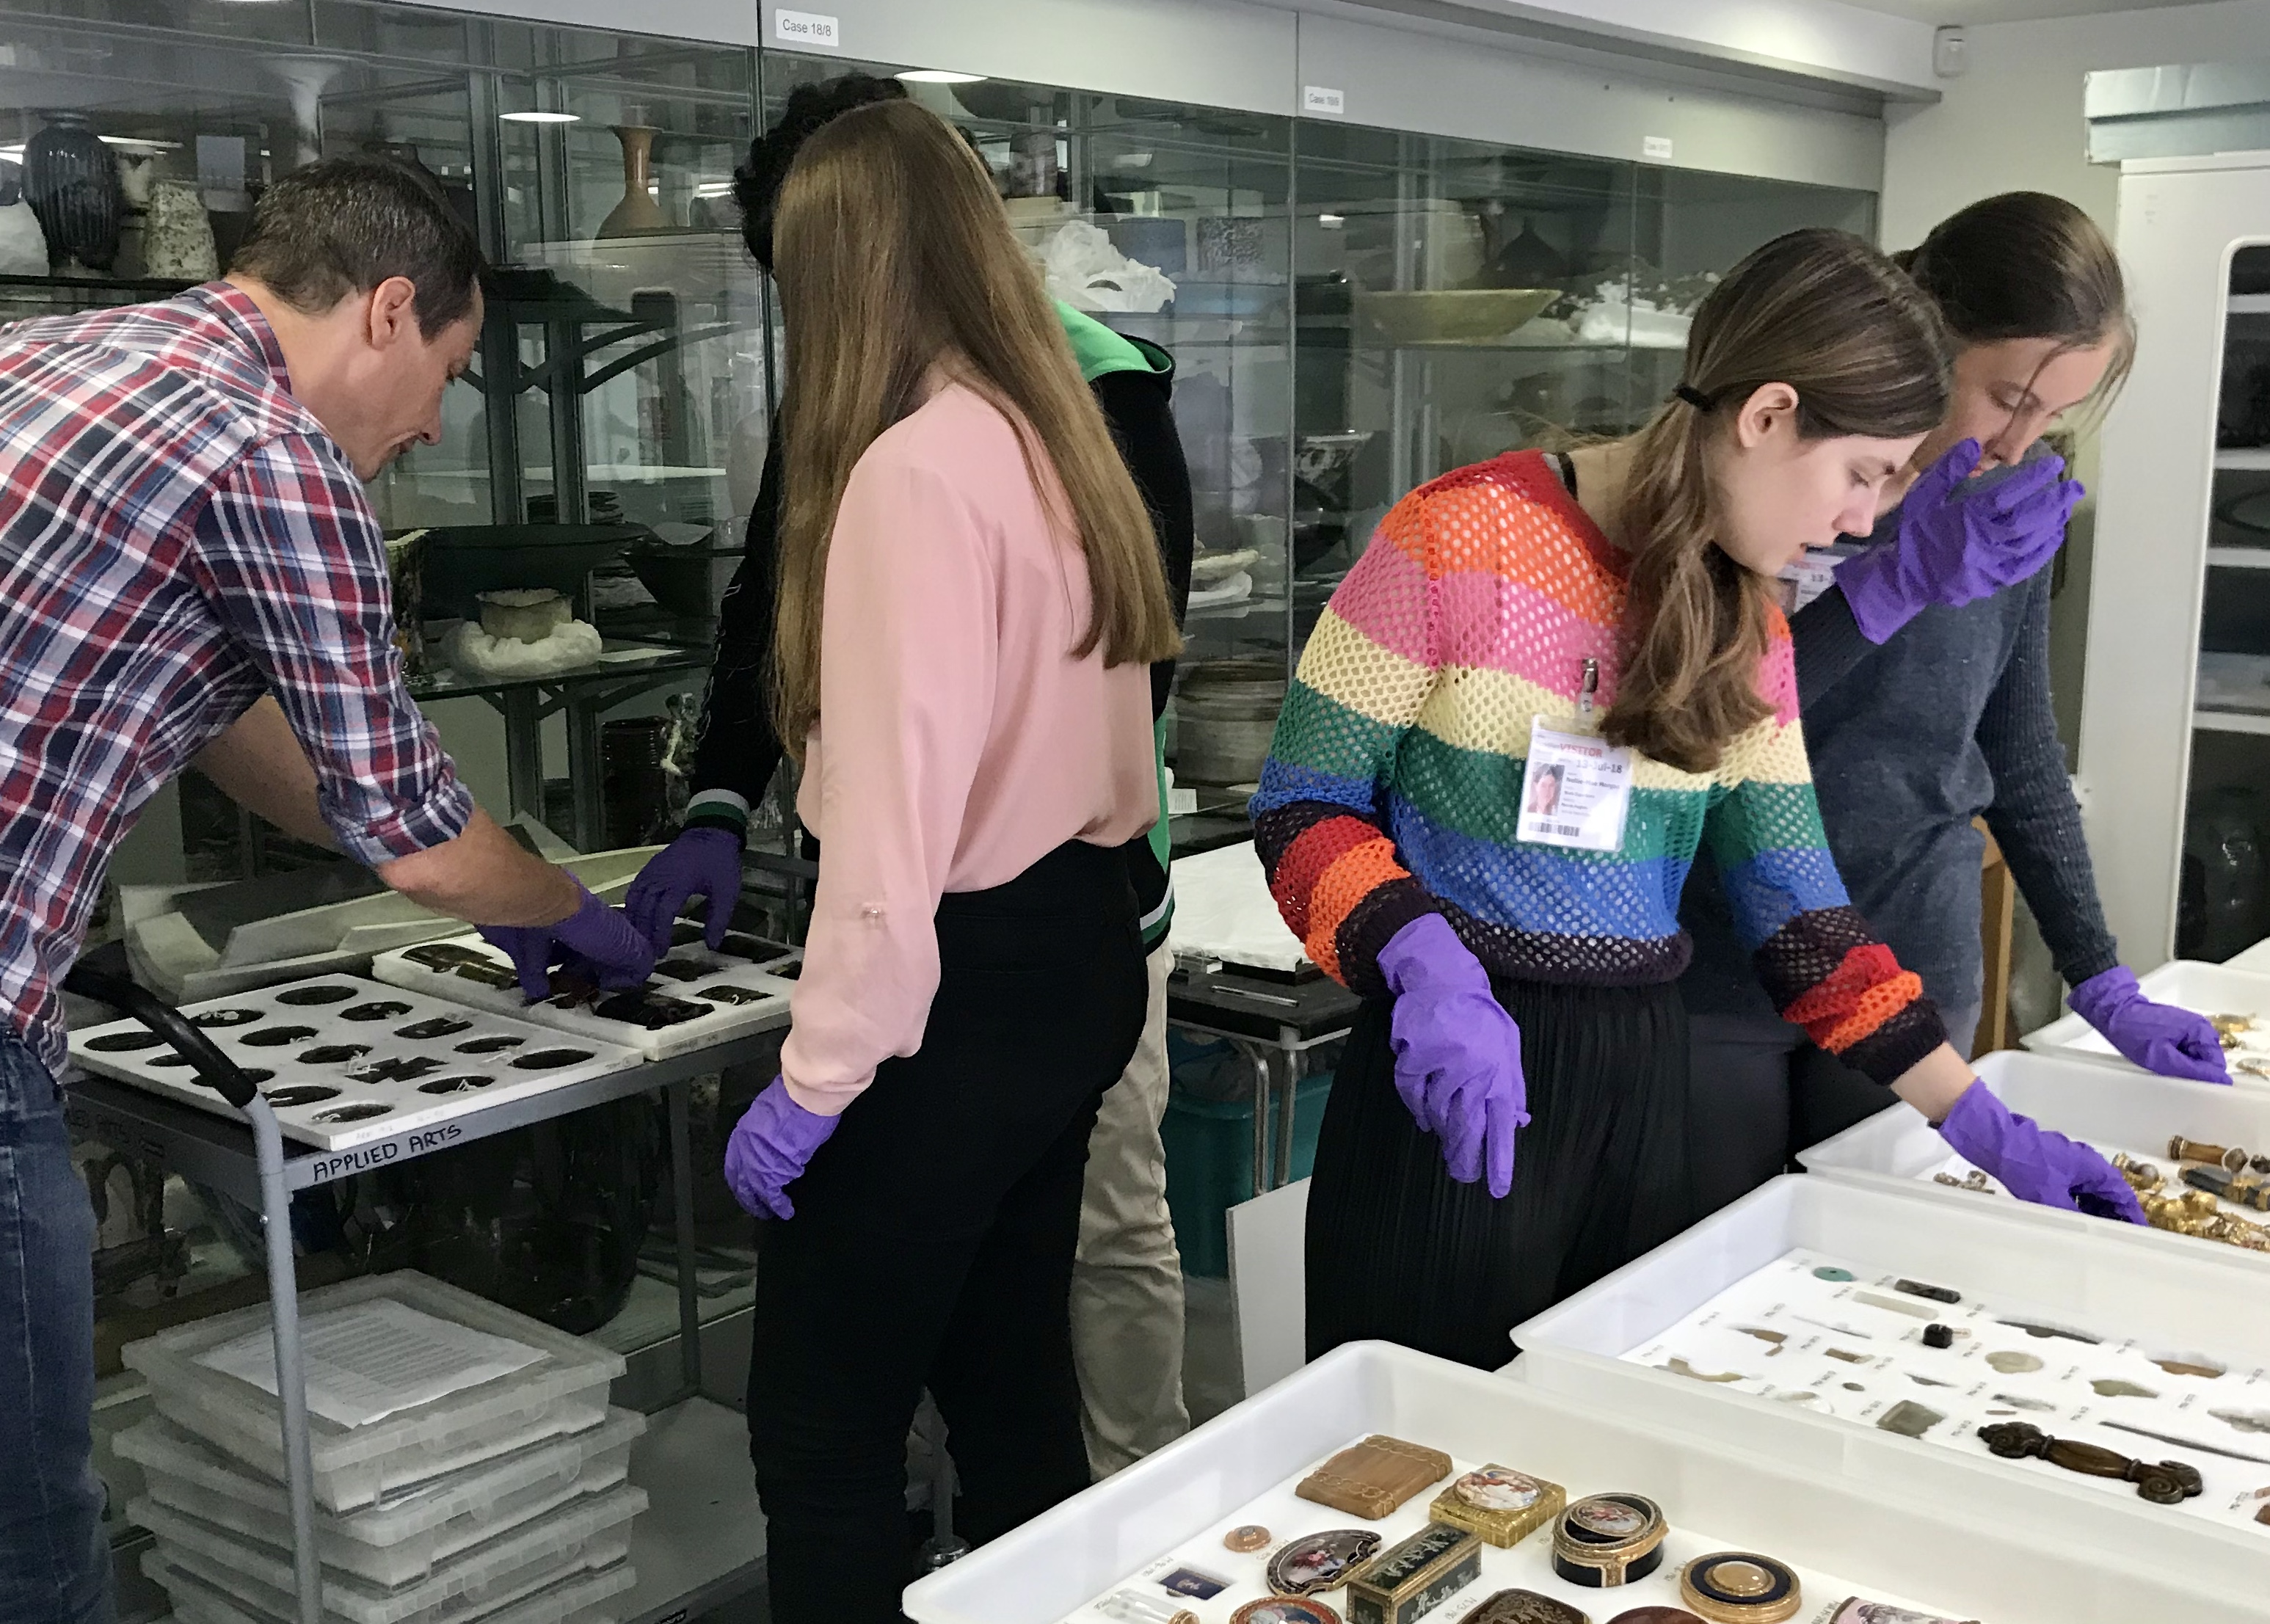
{"left": 68, "top": 974, "right": 641, "bottom": 1151}
{"left": 904, "top": 1341, "right": 2266, "bottom": 1624}
{"left": 1799, "top": 1047, "right": 2270, "bottom": 1269}
{"left": 1511, "top": 1174, "right": 2270, "bottom": 1592}
{"left": 371, "top": 929, "right": 797, "bottom": 1061}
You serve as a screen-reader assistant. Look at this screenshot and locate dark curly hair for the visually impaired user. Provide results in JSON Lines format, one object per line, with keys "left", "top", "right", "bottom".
{"left": 732, "top": 73, "right": 907, "bottom": 271}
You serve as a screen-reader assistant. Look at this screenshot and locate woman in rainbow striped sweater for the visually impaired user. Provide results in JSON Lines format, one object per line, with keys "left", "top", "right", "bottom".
{"left": 1255, "top": 230, "right": 2144, "bottom": 1369}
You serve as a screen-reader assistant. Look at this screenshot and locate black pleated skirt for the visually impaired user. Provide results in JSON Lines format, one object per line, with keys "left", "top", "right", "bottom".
{"left": 1305, "top": 977, "right": 1694, "bottom": 1370}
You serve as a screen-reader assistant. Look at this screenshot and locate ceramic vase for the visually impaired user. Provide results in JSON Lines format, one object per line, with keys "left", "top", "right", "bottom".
{"left": 23, "top": 112, "right": 122, "bottom": 275}
{"left": 596, "top": 125, "right": 669, "bottom": 238}
{"left": 143, "top": 179, "right": 217, "bottom": 282}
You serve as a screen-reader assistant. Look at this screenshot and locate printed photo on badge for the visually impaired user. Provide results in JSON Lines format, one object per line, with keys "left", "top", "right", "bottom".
{"left": 1524, "top": 763, "right": 1563, "bottom": 818}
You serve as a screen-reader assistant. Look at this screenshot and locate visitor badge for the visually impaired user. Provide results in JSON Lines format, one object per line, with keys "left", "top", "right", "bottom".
{"left": 1518, "top": 717, "right": 1634, "bottom": 852}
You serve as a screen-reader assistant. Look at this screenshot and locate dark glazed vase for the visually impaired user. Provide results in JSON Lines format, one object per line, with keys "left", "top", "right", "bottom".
{"left": 23, "top": 112, "right": 121, "bottom": 275}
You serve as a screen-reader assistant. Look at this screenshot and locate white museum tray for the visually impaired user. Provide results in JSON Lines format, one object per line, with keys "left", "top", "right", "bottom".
{"left": 905, "top": 1340, "right": 2258, "bottom": 1624}
{"left": 1510, "top": 1176, "right": 2270, "bottom": 1597}
{"left": 2022, "top": 958, "right": 2270, "bottom": 1085}
{"left": 371, "top": 931, "right": 796, "bottom": 1062}
{"left": 68, "top": 974, "right": 641, "bottom": 1151}
{"left": 1797, "top": 1047, "right": 2270, "bottom": 1266}
{"left": 123, "top": 1272, "right": 624, "bottom": 1514}
{"left": 120, "top": 1407, "right": 644, "bottom": 1587}
{"left": 137, "top": 1482, "right": 642, "bottom": 1624}
{"left": 144, "top": 1551, "right": 636, "bottom": 1624}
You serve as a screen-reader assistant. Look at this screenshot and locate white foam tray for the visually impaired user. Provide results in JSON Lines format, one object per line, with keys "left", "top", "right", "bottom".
{"left": 1797, "top": 1048, "right": 2270, "bottom": 1267}
{"left": 1509, "top": 1175, "right": 2270, "bottom": 1596}
{"left": 69, "top": 974, "right": 642, "bottom": 1151}
{"left": 145, "top": 1551, "right": 635, "bottom": 1624}
{"left": 906, "top": 1340, "right": 2259, "bottom": 1624}
{"left": 137, "top": 1482, "right": 642, "bottom": 1624}
{"left": 120, "top": 1408, "right": 644, "bottom": 1587}
{"left": 371, "top": 932, "right": 796, "bottom": 1062}
{"left": 2023, "top": 958, "right": 2270, "bottom": 1087}
{"left": 123, "top": 1272, "right": 625, "bottom": 1514}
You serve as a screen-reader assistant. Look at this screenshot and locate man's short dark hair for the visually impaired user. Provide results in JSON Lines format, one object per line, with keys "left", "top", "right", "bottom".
{"left": 229, "top": 154, "right": 484, "bottom": 336}
{"left": 732, "top": 73, "right": 907, "bottom": 272}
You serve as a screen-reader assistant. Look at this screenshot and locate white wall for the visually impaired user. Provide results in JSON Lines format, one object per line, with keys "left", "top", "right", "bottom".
{"left": 1882, "top": 0, "right": 2270, "bottom": 248}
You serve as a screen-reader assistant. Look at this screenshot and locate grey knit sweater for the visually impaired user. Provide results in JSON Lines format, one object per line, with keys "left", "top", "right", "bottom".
{"left": 1680, "top": 509, "right": 2120, "bottom": 1021}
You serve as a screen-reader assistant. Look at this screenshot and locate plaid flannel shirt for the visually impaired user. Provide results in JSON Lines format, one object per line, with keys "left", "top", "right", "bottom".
{"left": 0, "top": 283, "right": 471, "bottom": 1072}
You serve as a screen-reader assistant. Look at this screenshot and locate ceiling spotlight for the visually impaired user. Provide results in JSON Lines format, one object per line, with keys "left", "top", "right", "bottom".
{"left": 897, "top": 70, "right": 987, "bottom": 85}
{"left": 500, "top": 110, "right": 580, "bottom": 124}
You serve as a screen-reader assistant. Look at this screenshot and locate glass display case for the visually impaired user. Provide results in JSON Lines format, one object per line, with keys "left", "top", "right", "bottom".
{"left": 765, "top": 49, "right": 1299, "bottom": 827}
{"left": 1289, "top": 128, "right": 1877, "bottom": 655}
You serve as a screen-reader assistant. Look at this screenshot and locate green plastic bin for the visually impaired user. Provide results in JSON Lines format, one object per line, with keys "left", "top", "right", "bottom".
{"left": 1161, "top": 1071, "right": 1332, "bottom": 1278}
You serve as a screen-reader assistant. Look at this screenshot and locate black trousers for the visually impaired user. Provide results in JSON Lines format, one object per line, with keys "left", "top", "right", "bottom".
{"left": 1306, "top": 980, "right": 1693, "bottom": 1371}
{"left": 746, "top": 840, "right": 1146, "bottom": 1624}
{"left": 1682, "top": 1002, "right": 1981, "bottom": 1222}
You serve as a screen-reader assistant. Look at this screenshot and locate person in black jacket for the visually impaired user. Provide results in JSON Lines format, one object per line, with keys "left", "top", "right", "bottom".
{"left": 623, "top": 70, "right": 1198, "bottom": 1479}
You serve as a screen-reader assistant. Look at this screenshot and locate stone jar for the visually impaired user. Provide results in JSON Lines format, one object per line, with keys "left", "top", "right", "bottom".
{"left": 143, "top": 179, "right": 219, "bottom": 282}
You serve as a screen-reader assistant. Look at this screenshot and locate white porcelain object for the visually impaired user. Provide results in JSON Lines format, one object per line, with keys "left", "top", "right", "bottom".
{"left": 0, "top": 199, "right": 47, "bottom": 276}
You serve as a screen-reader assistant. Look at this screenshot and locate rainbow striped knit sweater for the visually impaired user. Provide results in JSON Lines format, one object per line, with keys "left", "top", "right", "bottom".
{"left": 1252, "top": 451, "right": 1946, "bottom": 1087}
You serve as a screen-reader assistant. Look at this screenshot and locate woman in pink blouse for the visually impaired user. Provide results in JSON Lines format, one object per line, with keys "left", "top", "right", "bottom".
{"left": 724, "top": 101, "right": 1181, "bottom": 1617}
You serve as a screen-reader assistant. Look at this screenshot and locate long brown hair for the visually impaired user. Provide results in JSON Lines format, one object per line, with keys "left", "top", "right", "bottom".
{"left": 1897, "top": 190, "right": 2133, "bottom": 434}
{"left": 1602, "top": 228, "right": 1951, "bottom": 773}
{"left": 767, "top": 98, "right": 1179, "bottom": 760}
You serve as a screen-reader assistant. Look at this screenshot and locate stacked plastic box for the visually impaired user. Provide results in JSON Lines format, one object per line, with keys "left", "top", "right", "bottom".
{"left": 121, "top": 1272, "right": 647, "bottom": 1624}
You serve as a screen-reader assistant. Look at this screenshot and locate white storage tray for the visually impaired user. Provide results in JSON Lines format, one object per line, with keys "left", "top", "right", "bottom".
{"left": 123, "top": 1272, "right": 624, "bottom": 1513}
{"left": 906, "top": 1339, "right": 2258, "bottom": 1624}
{"left": 1797, "top": 1047, "right": 2270, "bottom": 1266}
{"left": 120, "top": 1408, "right": 643, "bottom": 1586}
{"left": 145, "top": 1552, "right": 634, "bottom": 1624}
{"left": 69, "top": 974, "right": 642, "bottom": 1150}
{"left": 2022, "top": 958, "right": 2270, "bottom": 1086}
{"left": 1510, "top": 1176, "right": 2270, "bottom": 1595}
{"left": 371, "top": 932, "right": 796, "bottom": 1062}
{"left": 134, "top": 1482, "right": 644, "bottom": 1624}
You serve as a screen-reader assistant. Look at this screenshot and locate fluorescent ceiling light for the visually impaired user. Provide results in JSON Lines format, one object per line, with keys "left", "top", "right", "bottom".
{"left": 100, "top": 136, "right": 183, "bottom": 153}
{"left": 1318, "top": 213, "right": 1345, "bottom": 227}
{"left": 500, "top": 110, "right": 579, "bottom": 124}
{"left": 897, "top": 70, "right": 986, "bottom": 84}
{"left": 694, "top": 181, "right": 734, "bottom": 197}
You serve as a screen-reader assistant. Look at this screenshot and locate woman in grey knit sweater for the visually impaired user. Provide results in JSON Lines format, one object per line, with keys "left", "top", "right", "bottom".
{"left": 1678, "top": 191, "right": 2227, "bottom": 1220}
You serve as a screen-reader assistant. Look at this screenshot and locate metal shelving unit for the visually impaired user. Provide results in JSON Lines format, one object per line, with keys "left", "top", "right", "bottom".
{"left": 65, "top": 975, "right": 789, "bottom": 1624}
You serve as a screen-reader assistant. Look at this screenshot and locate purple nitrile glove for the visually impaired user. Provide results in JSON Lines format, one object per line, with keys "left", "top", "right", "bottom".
{"left": 1838, "top": 439, "right": 2084, "bottom": 644}
{"left": 624, "top": 826, "right": 744, "bottom": 954}
{"left": 1936, "top": 1079, "right": 2147, "bottom": 1223}
{"left": 2068, "top": 966, "right": 2231, "bottom": 1084}
{"left": 724, "top": 1077, "right": 840, "bottom": 1220}
{"left": 1375, "top": 912, "right": 1529, "bottom": 1200}
{"left": 477, "top": 878, "right": 655, "bottom": 1002}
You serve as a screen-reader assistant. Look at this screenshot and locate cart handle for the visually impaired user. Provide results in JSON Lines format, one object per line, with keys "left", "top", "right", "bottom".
{"left": 63, "top": 964, "right": 264, "bottom": 1111}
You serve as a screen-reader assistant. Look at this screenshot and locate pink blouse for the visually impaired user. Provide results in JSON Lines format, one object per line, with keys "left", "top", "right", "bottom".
{"left": 779, "top": 381, "right": 1158, "bottom": 1112}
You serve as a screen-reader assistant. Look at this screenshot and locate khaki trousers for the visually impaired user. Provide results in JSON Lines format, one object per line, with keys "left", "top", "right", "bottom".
{"left": 1071, "top": 942, "right": 1190, "bottom": 1476}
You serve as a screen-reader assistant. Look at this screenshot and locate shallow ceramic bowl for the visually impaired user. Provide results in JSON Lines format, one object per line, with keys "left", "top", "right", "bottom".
{"left": 1356, "top": 288, "right": 1557, "bottom": 345}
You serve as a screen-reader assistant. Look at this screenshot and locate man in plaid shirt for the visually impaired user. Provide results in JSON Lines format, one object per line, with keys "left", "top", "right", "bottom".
{"left": 0, "top": 157, "right": 655, "bottom": 1623}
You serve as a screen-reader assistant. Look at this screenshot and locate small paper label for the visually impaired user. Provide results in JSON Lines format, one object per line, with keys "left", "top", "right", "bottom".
{"left": 1518, "top": 718, "right": 1634, "bottom": 853}
{"left": 1303, "top": 84, "right": 1347, "bottom": 117}
{"left": 1643, "top": 134, "right": 1674, "bottom": 160}
{"left": 774, "top": 8, "right": 840, "bottom": 47}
